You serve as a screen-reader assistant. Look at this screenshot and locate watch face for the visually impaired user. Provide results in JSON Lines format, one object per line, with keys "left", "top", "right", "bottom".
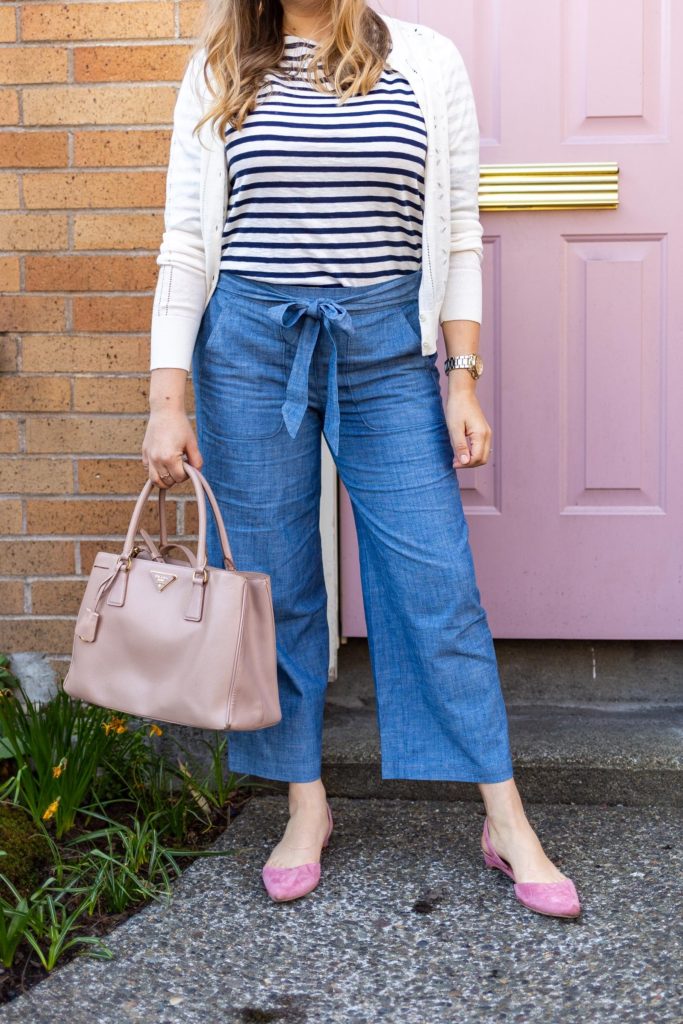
{"left": 474, "top": 354, "right": 484, "bottom": 378}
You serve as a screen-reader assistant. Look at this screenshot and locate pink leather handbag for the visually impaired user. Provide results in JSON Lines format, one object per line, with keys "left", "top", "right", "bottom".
{"left": 63, "top": 463, "right": 281, "bottom": 731}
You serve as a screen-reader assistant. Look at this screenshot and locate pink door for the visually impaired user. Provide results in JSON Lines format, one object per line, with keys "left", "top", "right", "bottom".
{"left": 341, "top": 0, "right": 683, "bottom": 639}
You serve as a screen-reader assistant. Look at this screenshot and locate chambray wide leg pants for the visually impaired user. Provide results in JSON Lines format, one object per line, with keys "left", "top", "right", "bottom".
{"left": 191, "top": 267, "right": 514, "bottom": 784}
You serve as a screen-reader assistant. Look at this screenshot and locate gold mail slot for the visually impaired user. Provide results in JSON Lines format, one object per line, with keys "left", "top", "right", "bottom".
{"left": 479, "top": 162, "right": 619, "bottom": 211}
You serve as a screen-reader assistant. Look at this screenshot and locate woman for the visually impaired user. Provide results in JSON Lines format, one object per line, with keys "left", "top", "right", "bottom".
{"left": 142, "top": 0, "right": 581, "bottom": 918}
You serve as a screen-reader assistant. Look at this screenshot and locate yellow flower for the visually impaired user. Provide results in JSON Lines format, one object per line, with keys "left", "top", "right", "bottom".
{"left": 149, "top": 723, "right": 163, "bottom": 737}
{"left": 51, "top": 756, "right": 68, "bottom": 778}
{"left": 42, "top": 797, "right": 61, "bottom": 820}
{"left": 103, "top": 715, "right": 128, "bottom": 735}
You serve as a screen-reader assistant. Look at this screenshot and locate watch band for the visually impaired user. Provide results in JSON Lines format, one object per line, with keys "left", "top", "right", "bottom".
{"left": 444, "top": 354, "right": 483, "bottom": 379}
{"left": 444, "top": 355, "right": 476, "bottom": 373}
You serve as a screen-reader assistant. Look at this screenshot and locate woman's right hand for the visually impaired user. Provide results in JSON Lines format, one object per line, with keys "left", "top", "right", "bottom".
{"left": 142, "top": 409, "right": 203, "bottom": 488}
{"left": 142, "top": 368, "right": 203, "bottom": 488}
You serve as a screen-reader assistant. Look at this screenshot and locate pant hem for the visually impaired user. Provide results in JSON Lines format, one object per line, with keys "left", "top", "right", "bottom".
{"left": 380, "top": 763, "right": 515, "bottom": 784}
{"left": 227, "top": 763, "right": 323, "bottom": 784}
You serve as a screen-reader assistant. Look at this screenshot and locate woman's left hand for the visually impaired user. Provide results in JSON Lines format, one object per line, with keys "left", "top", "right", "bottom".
{"left": 445, "top": 389, "right": 492, "bottom": 468}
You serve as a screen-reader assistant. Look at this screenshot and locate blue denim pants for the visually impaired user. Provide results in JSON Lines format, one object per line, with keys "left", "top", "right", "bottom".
{"left": 191, "top": 267, "right": 514, "bottom": 784}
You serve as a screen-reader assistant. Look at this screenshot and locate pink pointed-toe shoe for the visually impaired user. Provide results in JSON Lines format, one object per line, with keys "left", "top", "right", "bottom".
{"left": 262, "top": 802, "right": 334, "bottom": 902}
{"left": 481, "top": 817, "right": 581, "bottom": 919}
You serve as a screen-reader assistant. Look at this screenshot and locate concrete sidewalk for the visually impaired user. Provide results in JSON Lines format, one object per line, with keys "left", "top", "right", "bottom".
{"left": 2, "top": 797, "right": 681, "bottom": 1024}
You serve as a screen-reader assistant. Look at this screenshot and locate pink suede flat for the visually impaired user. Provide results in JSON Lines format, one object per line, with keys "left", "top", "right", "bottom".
{"left": 481, "top": 816, "right": 581, "bottom": 919}
{"left": 262, "top": 802, "right": 334, "bottom": 902}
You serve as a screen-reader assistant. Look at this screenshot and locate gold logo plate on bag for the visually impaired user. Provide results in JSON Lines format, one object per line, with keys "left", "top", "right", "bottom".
{"left": 150, "top": 570, "right": 178, "bottom": 592}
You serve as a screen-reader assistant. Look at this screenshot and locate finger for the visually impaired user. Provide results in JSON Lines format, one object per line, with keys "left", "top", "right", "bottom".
{"left": 160, "top": 451, "right": 188, "bottom": 486}
{"left": 184, "top": 434, "right": 203, "bottom": 471}
{"left": 158, "top": 467, "right": 180, "bottom": 488}
{"left": 148, "top": 461, "right": 173, "bottom": 488}
{"left": 467, "top": 430, "right": 487, "bottom": 466}
{"left": 451, "top": 430, "right": 471, "bottom": 466}
{"left": 148, "top": 455, "right": 177, "bottom": 489}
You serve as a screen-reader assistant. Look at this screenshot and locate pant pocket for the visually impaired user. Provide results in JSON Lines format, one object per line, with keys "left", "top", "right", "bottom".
{"left": 197, "top": 295, "right": 288, "bottom": 442}
{"left": 344, "top": 301, "right": 440, "bottom": 434}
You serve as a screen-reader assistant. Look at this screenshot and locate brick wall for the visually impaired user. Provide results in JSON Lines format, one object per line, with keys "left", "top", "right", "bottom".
{"left": 0, "top": 1, "right": 204, "bottom": 678}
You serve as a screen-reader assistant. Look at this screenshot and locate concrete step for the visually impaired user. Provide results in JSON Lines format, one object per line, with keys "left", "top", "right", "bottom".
{"left": 315, "top": 639, "right": 683, "bottom": 807}
{"left": 154, "top": 639, "right": 683, "bottom": 807}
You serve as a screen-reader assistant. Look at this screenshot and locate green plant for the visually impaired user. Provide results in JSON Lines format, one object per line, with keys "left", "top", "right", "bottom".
{"left": 0, "top": 864, "right": 42, "bottom": 968}
{"left": 0, "top": 655, "right": 19, "bottom": 691}
{"left": 0, "top": 870, "right": 111, "bottom": 972}
{"left": 0, "top": 654, "right": 21, "bottom": 761}
{"left": 22, "top": 889, "right": 114, "bottom": 972}
{"left": 176, "top": 733, "right": 245, "bottom": 810}
{"left": 91, "top": 740, "right": 195, "bottom": 845}
{"left": 96, "top": 728, "right": 248, "bottom": 844}
{"left": 0, "top": 686, "right": 136, "bottom": 838}
{"left": 0, "top": 685, "right": 252, "bottom": 985}
{"left": 61, "top": 809, "right": 185, "bottom": 914}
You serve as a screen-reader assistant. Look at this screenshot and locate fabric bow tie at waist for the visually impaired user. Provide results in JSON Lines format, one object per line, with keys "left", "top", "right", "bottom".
{"left": 266, "top": 298, "right": 355, "bottom": 456}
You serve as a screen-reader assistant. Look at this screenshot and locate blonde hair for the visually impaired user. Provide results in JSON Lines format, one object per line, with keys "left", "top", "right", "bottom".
{"left": 192, "top": 0, "right": 391, "bottom": 140}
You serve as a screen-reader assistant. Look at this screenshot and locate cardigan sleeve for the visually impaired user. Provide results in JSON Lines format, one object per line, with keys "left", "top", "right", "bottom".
{"left": 438, "top": 38, "right": 484, "bottom": 326}
{"left": 149, "top": 49, "right": 209, "bottom": 371}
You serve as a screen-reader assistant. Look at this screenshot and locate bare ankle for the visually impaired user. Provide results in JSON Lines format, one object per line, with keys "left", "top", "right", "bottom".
{"left": 487, "top": 808, "right": 529, "bottom": 831}
{"left": 479, "top": 779, "right": 528, "bottom": 828}
{"left": 288, "top": 778, "right": 327, "bottom": 814}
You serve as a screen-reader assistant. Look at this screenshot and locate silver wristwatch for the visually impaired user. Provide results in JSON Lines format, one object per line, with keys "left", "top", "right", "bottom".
{"left": 443, "top": 353, "right": 484, "bottom": 380}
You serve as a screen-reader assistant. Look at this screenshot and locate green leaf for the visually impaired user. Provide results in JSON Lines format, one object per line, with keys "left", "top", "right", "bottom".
{"left": 0, "top": 736, "right": 21, "bottom": 759}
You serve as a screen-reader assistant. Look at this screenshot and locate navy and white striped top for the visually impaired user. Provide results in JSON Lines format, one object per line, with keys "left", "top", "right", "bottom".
{"left": 218, "top": 35, "right": 427, "bottom": 287}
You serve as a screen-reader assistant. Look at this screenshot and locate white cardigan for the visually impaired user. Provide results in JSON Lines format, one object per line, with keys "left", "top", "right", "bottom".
{"left": 150, "top": 13, "right": 484, "bottom": 371}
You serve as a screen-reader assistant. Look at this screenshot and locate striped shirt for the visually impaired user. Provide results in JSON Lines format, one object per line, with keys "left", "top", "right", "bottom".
{"left": 218, "top": 35, "right": 427, "bottom": 286}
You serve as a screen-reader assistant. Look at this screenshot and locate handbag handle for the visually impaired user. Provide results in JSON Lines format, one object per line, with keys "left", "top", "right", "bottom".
{"left": 157, "top": 542, "right": 197, "bottom": 567}
{"left": 183, "top": 463, "right": 237, "bottom": 570}
{"left": 121, "top": 462, "right": 236, "bottom": 572}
